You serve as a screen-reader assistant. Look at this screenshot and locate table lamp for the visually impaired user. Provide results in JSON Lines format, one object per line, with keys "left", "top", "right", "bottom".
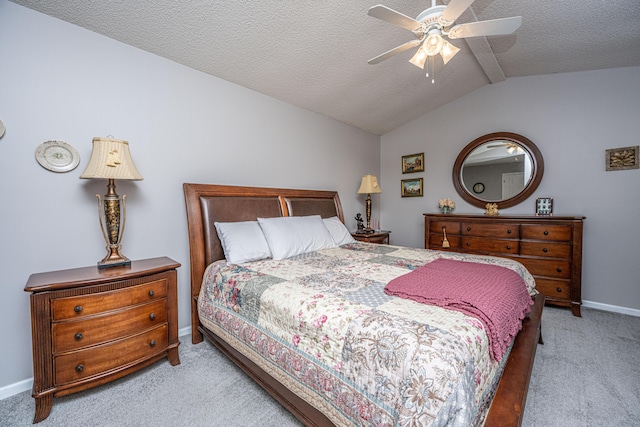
{"left": 357, "top": 174, "right": 382, "bottom": 233}
{"left": 80, "top": 137, "right": 143, "bottom": 268}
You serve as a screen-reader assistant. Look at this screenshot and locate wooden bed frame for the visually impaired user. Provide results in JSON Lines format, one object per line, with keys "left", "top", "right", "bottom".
{"left": 184, "top": 183, "right": 544, "bottom": 427}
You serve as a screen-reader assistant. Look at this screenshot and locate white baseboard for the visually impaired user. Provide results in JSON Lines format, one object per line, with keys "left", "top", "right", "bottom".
{"left": 179, "top": 325, "right": 192, "bottom": 338}
{"left": 0, "top": 326, "right": 193, "bottom": 402}
{"left": 582, "top": 300, "right": 640, "bottom": 317}
{"left": 0, "top": 378, "right": 32, "bottom": 400}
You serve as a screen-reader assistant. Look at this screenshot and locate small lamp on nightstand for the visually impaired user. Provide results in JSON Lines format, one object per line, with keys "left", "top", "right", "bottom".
{"left": 80, "top": 137, "right": 143, "bottom": 268}
{"left": 357, "top": 174, "right": 382, "bottom": 233}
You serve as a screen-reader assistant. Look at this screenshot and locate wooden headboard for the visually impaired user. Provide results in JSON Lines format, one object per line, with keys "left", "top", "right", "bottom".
{"left": 183, "top": 183, "right": 344, "bottom": 343}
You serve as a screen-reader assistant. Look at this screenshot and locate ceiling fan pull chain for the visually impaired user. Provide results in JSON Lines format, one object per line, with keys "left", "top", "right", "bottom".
{"left": 430, "top": 57, "right": 436, "bottom": 84}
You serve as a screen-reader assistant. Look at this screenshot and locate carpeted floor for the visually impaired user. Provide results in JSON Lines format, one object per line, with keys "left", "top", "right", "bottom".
{"left": 1, "top": 306, "right": 638, "bottom": 426}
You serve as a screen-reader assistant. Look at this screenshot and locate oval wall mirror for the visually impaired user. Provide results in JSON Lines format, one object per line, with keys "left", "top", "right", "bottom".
{"left": 453, "top": 132, "right": 544, "bottom": 209}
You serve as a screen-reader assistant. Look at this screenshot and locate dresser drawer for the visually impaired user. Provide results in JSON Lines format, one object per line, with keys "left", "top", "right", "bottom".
{"left": 461, "top": 237, "right": 519, "bottom": 255}
{"left": 518, "top": 258, "right": 571, "bottom": 279}
{"left": 534, "top": 278, "right": 571, "bottom": 300}
{"left": 432, "top": 221, "right": 461, "bottom": 234}
{"left": 54, "top": 324, "right": 168, "bottom": 385}
{"left": 521, "top": 224, "right": 572, "bottom": 241}
{"left": 52, "top": 299, "right": 168, "bottom": 353}
{"left": 52, "top": 280, "right": 167, "bottom": 321}
{"left": 520, "top": 241, "right": 571, "bottom": 258}
{"left": 461, "top": 222, "right": 520, "bottom": 239}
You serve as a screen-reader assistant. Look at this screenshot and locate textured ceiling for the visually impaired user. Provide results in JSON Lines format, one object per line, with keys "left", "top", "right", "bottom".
{"left": 10, "top": 0, "right": 640, "bottom": 135}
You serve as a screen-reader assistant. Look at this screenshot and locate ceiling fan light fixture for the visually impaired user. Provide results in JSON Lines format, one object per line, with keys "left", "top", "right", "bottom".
{"left": 424, "top": 30, "right": 443, "bottom": 56}
{"left": 440, "top": 40, "right": 460, "bottom": 64}
{"left": 409, "top": 46, "right": 428, "bottom": 69}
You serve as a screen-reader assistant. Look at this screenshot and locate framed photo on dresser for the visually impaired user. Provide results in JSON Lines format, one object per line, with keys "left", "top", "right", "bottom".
{"left": 535, "top": 197, "right": 553, "bottom": 216}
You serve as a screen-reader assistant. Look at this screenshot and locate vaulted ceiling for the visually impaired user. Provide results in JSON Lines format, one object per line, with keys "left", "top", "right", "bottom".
{"left": 10, "top": 0, "right": 640, "bottom": 135}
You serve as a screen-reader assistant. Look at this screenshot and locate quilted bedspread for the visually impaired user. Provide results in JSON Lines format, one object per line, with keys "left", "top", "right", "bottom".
{"left": 198, "top": 243, "right": 536, "bottom": 427}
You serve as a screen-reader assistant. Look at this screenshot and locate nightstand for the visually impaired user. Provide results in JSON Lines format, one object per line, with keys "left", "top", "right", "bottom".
{"left": 351, "top": 230, "right": 391, "bottom": 244}
{"left": 24, "top": 257, "right": 181, "bottom": 423}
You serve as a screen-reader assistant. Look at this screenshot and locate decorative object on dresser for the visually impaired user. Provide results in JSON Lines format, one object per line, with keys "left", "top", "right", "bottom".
{"left": 425, "top": 213, "right": 585, "bottom": 316}
{"left": 356, "top": 174, "right": 382, "bottom": 232}
{"left": 536, "top": 197, "right": 553, "bottom": 216}
{"left": 401, "top": 177, "right": 423, "bottom": 197}
{"left": 438, "top": 197, "right": 455, "bottom": 214}
{"left": 80, "top": 137, "right": 143, "bottom": 268}
{"left": 453, "top": 132, "right": 544, "bottom": 209}
{"left": 351, "top": 229, "right": 391, "bottom": 244}
{"left": 401, "top": 152, "right": 424, "bottom": 173}
{"left": 485, "top": 203, "right": 499, "bottom": 216}
{"left": 605, "top": 145, "right": 638, "bottom": 171}
{"left": 24, "top": 257, "right": 181, "bottom": 423}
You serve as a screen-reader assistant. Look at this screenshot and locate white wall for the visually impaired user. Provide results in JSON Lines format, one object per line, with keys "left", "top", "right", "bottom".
{"left": 380, "top": 66, "right": 640, "bottom": 313}
{"left": 0, "top": 2, "right": 379, "bottom": 393}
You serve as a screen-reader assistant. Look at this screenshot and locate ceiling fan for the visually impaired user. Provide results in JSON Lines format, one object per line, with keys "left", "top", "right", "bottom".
{"left": 487, "top": 142, "right": 524, "bottom": 154}
{"left": 367, "top": 0, "right": 522, "bottom": 81}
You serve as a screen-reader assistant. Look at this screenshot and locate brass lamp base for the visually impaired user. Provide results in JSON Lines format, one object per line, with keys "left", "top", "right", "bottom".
{"left": 98, "top": 249, "right": 131, "bottom": 269}
{"left": 96, "top": 179, "right": 131, "bottom": 269}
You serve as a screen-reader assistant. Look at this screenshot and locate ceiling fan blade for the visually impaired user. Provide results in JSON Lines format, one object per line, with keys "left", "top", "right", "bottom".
{"left": 368, "top": 5, "right": 423, "bottom": 31}
{"left": 368, "top": 39, "right": 422, "bottom": 64}
{"left": 440, "top": 0, "right": 475, "bottom": 26}
{"left": 448, "top": 16, "right": 522, "bottom": 39}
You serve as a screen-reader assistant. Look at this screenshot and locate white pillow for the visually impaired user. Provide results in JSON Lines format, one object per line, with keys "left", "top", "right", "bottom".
{"left": 214, "top": 221, "right": 272, "bottom": 265}
{"left": 257, "top": 215, "right": 337, "bottom": 260}
{"left": 323, "top": 216, "right": 356, "bottom": 245}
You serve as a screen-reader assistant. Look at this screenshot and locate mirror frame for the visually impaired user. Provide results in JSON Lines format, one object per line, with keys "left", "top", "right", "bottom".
{"left": 452, "top": 132, "right": 544, "bottom": 209}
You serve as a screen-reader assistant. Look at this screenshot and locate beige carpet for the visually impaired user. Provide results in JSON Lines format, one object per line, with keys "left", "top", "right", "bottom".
{"left": 1, "top": 306, "right": 638, "bottom": 426}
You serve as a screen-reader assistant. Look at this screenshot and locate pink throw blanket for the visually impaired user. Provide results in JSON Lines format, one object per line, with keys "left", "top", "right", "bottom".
{"left": 384, "top": 258, "right": 533, "bottom": 361}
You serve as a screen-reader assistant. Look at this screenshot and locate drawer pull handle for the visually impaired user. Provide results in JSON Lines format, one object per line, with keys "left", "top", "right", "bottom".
{"left": 557, "top": 268, "right": 562, "bottom": 273}
{"left": 148, "top": 290, "right": 155, "bottom": 297}
{"left": 507, "top": 230, "right": 512, "bottom": 234}
{"left": 556, "top": 287, "right": 562, "bottom": 293}
{"left": 543, "top": 248, "right": 548, "bottom": 253}
{"left": 544, "top": 231, "right": 549, "bottom": 235}
{"left": 149, "top": 313, "right": 157, "bottom": 321}
{"left": 466, "top": 242, "right": 471, "bottom": 246}
{"left": 74, "top": 305, "right": 83, "bottom": 313}
{"left": 75, "top": 364, "right": 84, "bottom": 373}
{"left": 506, "top": 245, "right": 511, "bottom": 250}
{"left": 74, "top": 332, "right": 83, "bottom": 340}
{"left": 467, "top": 227, "right": 471, "bottom": 231}
{"left": 150, "top": 340, "right": 156, "bottom": 347}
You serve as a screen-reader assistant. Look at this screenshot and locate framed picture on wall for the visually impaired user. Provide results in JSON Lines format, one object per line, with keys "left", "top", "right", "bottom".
{"left": 402, "top": 153, "right": 424, "bottom": 173}
{"left": 605, "top": 146, "right": 639, "bottom": 171}
{"left": 401, "top": 178, "right": 423, "bottom": 197}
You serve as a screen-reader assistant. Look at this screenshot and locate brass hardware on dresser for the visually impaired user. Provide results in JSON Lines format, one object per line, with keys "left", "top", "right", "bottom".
{"left": 24, "top": 257, "right": 181, "bottom": 423}
{"left": 424, "top": 214, "right": 585, "bottom": 316}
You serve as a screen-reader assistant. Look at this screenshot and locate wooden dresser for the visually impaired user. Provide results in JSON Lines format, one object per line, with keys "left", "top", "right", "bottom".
{"left": 24, "top": 257, "right": 181, "bottom": 423}
{"left": 424, "top": 214, "right": 585, "bottom": 316}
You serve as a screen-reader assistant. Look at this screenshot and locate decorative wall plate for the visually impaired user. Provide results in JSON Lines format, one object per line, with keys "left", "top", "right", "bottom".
{"left": 35, "top": 140, "right": 81, "bottom": 172}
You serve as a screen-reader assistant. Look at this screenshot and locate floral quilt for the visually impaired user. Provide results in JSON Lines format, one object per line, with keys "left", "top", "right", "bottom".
{"left": 198, "top": 243, "right": 536, "bottom": 427}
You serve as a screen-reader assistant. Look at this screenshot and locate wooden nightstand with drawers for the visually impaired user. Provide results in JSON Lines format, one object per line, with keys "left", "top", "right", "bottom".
{"left": 24, "top": 257, "right": 181, "bottom": 423}
{"left": 351, "top": 230, "right": 391, "bottom": 244}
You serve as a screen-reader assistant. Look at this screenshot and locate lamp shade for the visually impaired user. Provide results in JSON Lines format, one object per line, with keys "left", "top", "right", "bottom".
{"left": 80, "top": 137, "right": 143, "bottom": 180}
{"left": 357, "top": 175, "right": 382, "bottom": 194}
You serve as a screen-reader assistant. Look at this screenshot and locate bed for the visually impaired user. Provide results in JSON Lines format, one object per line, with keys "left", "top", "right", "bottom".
{"left": 183, "top": 183, "right": 544, "bottom": 427}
